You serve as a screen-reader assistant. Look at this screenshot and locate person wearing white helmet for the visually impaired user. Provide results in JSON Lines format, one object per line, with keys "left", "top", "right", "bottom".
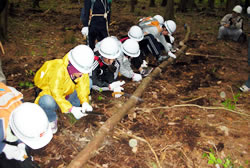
{"left": 217, "top": 5, "right": 243, "bottom": 42}
{"left": 90, "top": 36, "right": 125, "bottom": 95}
{"left": 117, "top": 39, "right": 142, "bottom": 83}
{"left": 139, "top": 17, "right": 177, "bottom": 62}
{"left": 119, "top": 25, "right": 154, "bottom": 77}
{"left": 153, "top": 15, "right": 164, "bottom": 26}
{"left": 239, "top": 6, "right": 250, "bottom": 92}
{"left": 0, "top": 82, "right": 53, "bottom": 167}
{"left": 120, "top": 25, "right": 145, "bottom": 42}
{"left": 34, "top": 45, "right": 94, "bottom": 132}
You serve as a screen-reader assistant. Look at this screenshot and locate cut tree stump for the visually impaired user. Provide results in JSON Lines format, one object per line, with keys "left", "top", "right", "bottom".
{"left": 67, "top": 25, "right": 191, "bottom": 168}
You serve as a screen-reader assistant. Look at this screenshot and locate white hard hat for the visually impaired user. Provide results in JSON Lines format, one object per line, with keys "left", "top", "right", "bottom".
{"left": 232, "top": 5, "right": 242, "bottom": 14}
{"left": 247, "top": 6, "right": 250, "bottom": 15}
{"left": 128, "top": 25, "right": 144, "bottom": 42}
{"left": 122, "top": 39, "right": 140, "bottom": 57}
{"left": 153, "top": 15, "right": 164, "bottom": 25}
{"left": 164, "top": 20, "right": 176, "bottom": 35}
{"left": 99, "top": 37, "right": 121, "bottom": 59}
{"left": 69, "top": 45, "right": 94, "bottom": 73}
{"left": 9, "top": 102, "right": 53, "bottom": 150}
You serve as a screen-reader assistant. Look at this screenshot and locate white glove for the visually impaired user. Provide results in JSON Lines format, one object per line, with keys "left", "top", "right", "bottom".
{"left": 2, "top": 143, "right": 27, "bottom": 161}
{"left": 132, "top": 73, "right": 142, "bottom": 82}
{"left": 82, "top": 102, "right": 93, "bottom": 112}
{"left": 81, "top": 27, "right": 89, "bottom": 36}
{"left": 141, "top": 60, "right": 148, "bottom": 68}
{"left": 168, "top": 51, "right": 176, "bottom": 59}
{"left": 169, "top": 35, "right": 175, "bottom": 43}
{"left": 70, "top": 106, "right": 87, "bottom": 120}
{"left": 109, "top": 81, "right": 125, "bottom": 91}
{"left": 113, "top": 87, "right": 124, "bottom": 98}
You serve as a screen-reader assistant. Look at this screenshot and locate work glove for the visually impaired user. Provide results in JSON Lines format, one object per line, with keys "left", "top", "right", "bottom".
{"left": 109, "top": 81, "right": 125, "bottom": 91}
{"left": 113, "top": 86, "right": 124, "bottom": 98}
{"left": 168, "top": 51, "right": 176, "bottom": 59}
{"left": 82, "top": 102, "right": 93, "bottom": 113}
{"left": 169, "top": 35, "right": 175, "bottom": 43}
{"left": 70, "top": 106, "right": 87, "bottom": 120}
{"left": 141, "top": 60, "right": 148, "bottom": 68}
{"left": 132, "top": 73, "right": 142, "bottom": 82}
{"left": 2, "top": 143, "right": 27, "bottom": 161}
{"left": 81, "top": 27, "right": 89, "bottom": 36}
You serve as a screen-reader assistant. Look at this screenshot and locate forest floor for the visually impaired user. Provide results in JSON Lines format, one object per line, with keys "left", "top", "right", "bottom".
{"left": 1, "top": 0, "right": 249, "bottom": 168}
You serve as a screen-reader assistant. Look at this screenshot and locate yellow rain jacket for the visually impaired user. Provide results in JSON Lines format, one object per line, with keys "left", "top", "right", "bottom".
{"left": 34, "top": 53, "right": 90, "bottom": 113}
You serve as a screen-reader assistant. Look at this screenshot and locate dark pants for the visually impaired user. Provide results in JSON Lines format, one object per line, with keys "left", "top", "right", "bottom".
{"left": 88, "top": 25, "right": 108, "bottom": 50}
{"left": 131, "top": 34, "right": 163, "bottom": 69}
{"left": 131, "top": 54, "right": 145, "bottom": 69}
{"left": 139, "top": 34, "right": 162, "bottom": 59}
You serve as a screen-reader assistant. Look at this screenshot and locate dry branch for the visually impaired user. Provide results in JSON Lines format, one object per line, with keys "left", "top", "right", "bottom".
{"left": 67, "top": 25, "right": 191, "bottom": 168}
{"left": 138, "top": 104, "right": 250, "bottom": 117}
{"left": 115, "top": 128, "right": 162, "bottom": 168}
{"left": 185, "top": 52, "right": 247, "bottom": 62}
{"left": 0, "top": 41, "right": 5, "bottom": 55}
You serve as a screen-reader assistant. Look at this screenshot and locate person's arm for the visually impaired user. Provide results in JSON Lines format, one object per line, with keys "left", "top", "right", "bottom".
{"left": 220, "top": 14, "right": 230, "bottom": 27}
{"left": 82, "top": 0, "right": 91, "bottom": 26}
{"left": 158, "top": 34, "right": 171, "bottom": 53}
{"left": 75, "top": 74, "right": 90, "bottom": 104}
{"left": 234, "top": 17, "right": 243, "bottom": 29}
{"left": 117, "top": 56, "right": 134, "bottom": 79}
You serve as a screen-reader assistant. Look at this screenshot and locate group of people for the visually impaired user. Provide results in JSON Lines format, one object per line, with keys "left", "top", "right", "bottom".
{"left": 217, "top": 5, "right": 250, "bottom": 92}
{"left": 0, "top": 1, "right": 249, "bottom": 167}
{"left": 0, "top": 1, "right": 178, "bottom": 166}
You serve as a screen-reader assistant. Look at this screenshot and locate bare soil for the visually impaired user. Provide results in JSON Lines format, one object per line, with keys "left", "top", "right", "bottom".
{"left": 1, "top": 0, "right": 249, "bottom": 168}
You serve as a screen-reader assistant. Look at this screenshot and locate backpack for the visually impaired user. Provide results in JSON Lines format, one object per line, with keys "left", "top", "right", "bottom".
{"left": 138, "top": 17, "right": 161, "bottom": 33}
{"left": 138, "top": 17, "right": 159, "bottom": 28}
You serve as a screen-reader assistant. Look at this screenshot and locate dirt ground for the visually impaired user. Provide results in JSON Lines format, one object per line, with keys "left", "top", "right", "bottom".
{"left": 1, "top": 0, "right": 249, "bottom": 168}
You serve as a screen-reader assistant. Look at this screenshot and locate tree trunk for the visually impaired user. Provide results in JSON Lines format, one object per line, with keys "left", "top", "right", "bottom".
{"left": 198, "top": 0, "right": 203, "bottom": 3}
{"left": 187, "top": 0, "right": 196, "bottom": 11}
{"left": 149, "top": 0, "right": 156, "bottom": 7}
{"left": 0, "top": 0, "right": 8, "bottom": 42}
{"left": 130, "top": 0, "right": 137, "bottom": 12}
{"left": 161, "top": 0, "right": 167, "bottom": 6}
{"left": 66, "top": 25, "right": 191, "bottom": 168}
{"left": 208, "top": 0, "right": 214, "bottom": 9}
{"left": 226, "top": 0, "right": 237, "bottom": 13}
{"left": 164, "top": 0, "right": 174, "bottom": 20}
{"left": 178, "top": 0, "right": 187, "bottom": 12}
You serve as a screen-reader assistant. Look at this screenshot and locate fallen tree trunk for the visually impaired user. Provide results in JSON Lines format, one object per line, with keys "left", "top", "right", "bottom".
{"left": 67, "top": 25, "right": 191, "bottom": 168}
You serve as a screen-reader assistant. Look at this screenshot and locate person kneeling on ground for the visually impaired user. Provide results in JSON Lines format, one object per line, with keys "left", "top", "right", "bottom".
{"left": 0, "top": 82, "right": 53, "bottom": 168}
{"left": 139, "top": 16, "right": 177, "bottom": 62}
{"left": 90, "top": 36, "right": 125, "bottom": 98}
{"left": 217, "top": 5, "right": 244, "bottom": 42}
{"left": 120, "top": 25, "right": 153, "bottom": 77}
{"left": 34, "top": 45, "right": 94, "bottom": 133}
{"left": 117, "top": 38, "right": 142, "bottom": 82}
